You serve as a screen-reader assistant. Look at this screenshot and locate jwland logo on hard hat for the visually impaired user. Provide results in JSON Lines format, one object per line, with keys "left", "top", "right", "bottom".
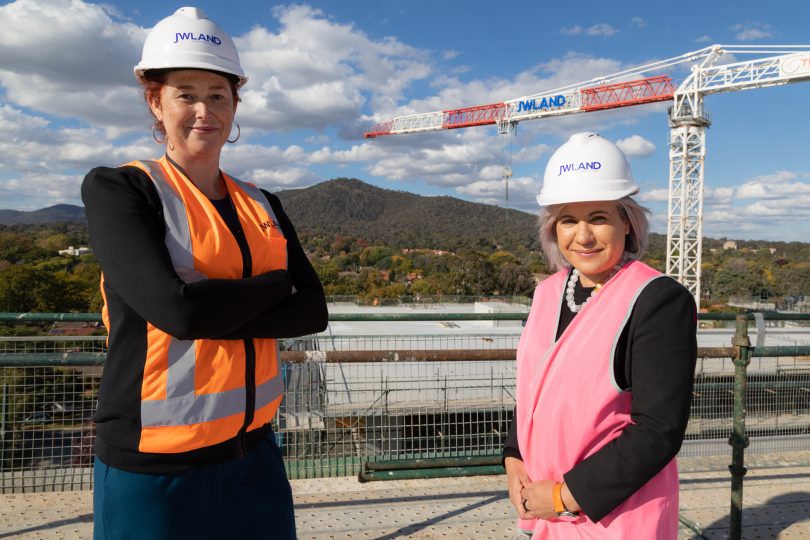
{"left": 558, "top": 161, "right": 602, "bottom": 176}
{"left": 173, "top": 32, "right": 222, "bottom": 45}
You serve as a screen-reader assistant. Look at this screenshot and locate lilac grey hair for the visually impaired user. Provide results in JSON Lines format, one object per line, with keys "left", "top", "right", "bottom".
{"left": 538, "top": 196, "right": 651, "bottom": 271}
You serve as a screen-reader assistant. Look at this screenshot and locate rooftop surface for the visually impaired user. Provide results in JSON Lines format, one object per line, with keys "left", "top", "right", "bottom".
{"left": 3, "top": 454, "right": 809, "bottom": 539}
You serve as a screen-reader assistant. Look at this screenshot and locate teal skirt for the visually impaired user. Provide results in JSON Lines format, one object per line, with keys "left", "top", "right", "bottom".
{"left": 93, "top": 431, "right": 295, "bottom": 540}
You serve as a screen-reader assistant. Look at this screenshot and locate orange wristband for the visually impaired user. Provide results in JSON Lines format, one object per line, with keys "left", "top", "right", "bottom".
{"left": 552, "top": 482, "right": 566, "bottom": 514}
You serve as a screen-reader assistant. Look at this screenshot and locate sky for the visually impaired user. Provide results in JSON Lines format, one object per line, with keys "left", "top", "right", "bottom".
{"left": 1, "top": 0, "right": 809, "bottom": 241}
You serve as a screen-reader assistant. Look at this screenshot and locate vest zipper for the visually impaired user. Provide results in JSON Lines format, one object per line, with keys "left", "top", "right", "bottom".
{"left": 237, "top": 338, "right": 257, "bottom": 458}
{"left": 227, "top": 191, "right": 256, "bottom": 459}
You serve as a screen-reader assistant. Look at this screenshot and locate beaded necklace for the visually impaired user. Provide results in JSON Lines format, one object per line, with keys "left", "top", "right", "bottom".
{"left": 565, "top": 261, "right": 626, "bottom": 313}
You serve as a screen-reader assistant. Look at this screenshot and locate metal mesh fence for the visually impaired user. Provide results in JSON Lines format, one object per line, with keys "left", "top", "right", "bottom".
{"left": 306, "top": 333, "right": 521, "bottom": 352}
{"left": 0, "top": 364, "right": 100, "bottom": 492}
{"left": 682, "top": 355, "right": 810, "bottom": 457}
{"left": 280, "top": 359, "right": 515, "bottom": 479}
{"left": 0, "top": 336, "right": 107, "bottom": 354}
{"left": 1, "top": 331, "right": 809, "bottom": 491}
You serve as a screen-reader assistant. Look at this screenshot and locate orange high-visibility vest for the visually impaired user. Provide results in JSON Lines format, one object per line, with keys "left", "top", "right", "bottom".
{"left": 102, "top": 156, "right": 287, "bottom": 454}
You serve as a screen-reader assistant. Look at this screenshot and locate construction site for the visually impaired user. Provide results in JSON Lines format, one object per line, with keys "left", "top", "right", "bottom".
{"left": 3, "top": 43, "right": 810, "bottom": 539}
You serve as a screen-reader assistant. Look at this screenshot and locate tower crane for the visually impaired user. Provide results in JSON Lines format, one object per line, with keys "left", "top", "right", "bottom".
{"left": 364, "top": 44, "right": 810, "bottom": 303}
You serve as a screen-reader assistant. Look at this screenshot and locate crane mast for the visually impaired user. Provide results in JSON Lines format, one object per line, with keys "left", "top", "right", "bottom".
{"left": 364, "top": 45, "right": 810, "bottom": 303}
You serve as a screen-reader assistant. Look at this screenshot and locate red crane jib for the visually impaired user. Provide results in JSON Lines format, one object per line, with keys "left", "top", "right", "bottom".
{"left": 364, "top": 119, "right": 395, "bottom": 138}
{"left": 442, "top": 102, "right": 507, "bottom": 130}
{"left": 580, "top": 75, "right": 675, "bottom": 111}
{"left": 363, "top": 74, "right": 676, "bottom": 137}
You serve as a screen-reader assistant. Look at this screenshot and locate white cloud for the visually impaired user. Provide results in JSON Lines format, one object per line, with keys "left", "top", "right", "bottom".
{"left": 0, "top": 172, "right": 85, "bottom": 209}
{"left": 0, "top": 1, "right": 434, "bottom": 136}
{"left": 730, "top": 22, "right": 775, "bottom": 41}
{"left": 237, "top": 5, "right": 432, "bottom": 133}
{"left": 247, "top": 167, "right": 322, "bottom": 191}
{"left": 615, "top": 135, "right": 655, "bottom": 157}
{"left": 0, "top": 104, "right": 152, "bottom": 173}
{"left": 1, "top": 0, "right": 650, "bottom": 212}
{"left": 630, "top": 17, "right": 645, "bottom": 29}
{"left": 513, "top": 144, "right": 552, "bottom": 162}
{"left": 0, "top": 0, "right": 799, "bottom": 241}
{"left": 561, "top": 23, "right": 618, "bottom": 37}
{"left": 638, "top": 188, "right": 669, "bottom": 203}
{"left": 455, "top": 175, "right": 540, "bottom": 209}
{"left": 694, "top": 35, "right": 713, "bottom": 44}
{"left": 734, "top": 171, "right": 810, "bottom": 199}
{"left": 706, "top": 186, "right": 734, "bottom": 205}
{"left": 697, "top": 172, "right": 810, "bottom": 240}
{"left": 640, "top": 170, "right": 810, "bottom": 241}
{"left": 305, "top": 134, "right": 330, "bottom": 145}
{"left": 0, "top": 0, "right": 146, "bottom": 129}
{"left": 365, "top": 130, "right": 507, "bottom": 187}
{"left": 308, "top": 143, "right": 387, "bottom": 164}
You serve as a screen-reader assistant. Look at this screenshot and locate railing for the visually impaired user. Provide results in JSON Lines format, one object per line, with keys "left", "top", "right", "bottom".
{"left": 1, "top": 312, "right": 809, "bottom": 539}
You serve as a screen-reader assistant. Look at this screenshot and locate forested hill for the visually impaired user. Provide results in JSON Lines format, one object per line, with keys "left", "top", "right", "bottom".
{"left": 0, "top": 179, "right": 539, "bottom": 250}
{"left": 0, "top": 204, "right": 85, "bottom": 225}
{"left": 2, "top": 179, "right": 808, "bottom": 261}
{"left": 275, "top": 178, "right": 541, "bottom": 250}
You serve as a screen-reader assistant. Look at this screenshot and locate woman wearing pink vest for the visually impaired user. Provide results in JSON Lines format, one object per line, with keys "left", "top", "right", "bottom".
{"left": 503, "top": 132, "right": 697, "bottom": 538}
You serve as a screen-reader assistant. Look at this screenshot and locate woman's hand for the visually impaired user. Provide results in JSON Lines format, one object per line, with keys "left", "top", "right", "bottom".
{"left": 520, "top": 479, "right": 557, "bottom": 519}
{"left": 504, "top": 457, "right": 533, "bottom": 520}
{"left": 520, "top": 480, "right": 582, "bottom": 520}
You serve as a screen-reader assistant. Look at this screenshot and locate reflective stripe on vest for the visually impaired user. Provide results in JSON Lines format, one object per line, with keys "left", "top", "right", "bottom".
{"left": 134, "top": 158, "right": 285, "bottom": 430}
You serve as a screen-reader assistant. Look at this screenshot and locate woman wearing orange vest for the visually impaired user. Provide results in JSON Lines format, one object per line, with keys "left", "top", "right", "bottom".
{"left": 81, "top": 8, "right": 327, "bottom": 539}
{"left": 502, "top": 132, "right": 697, "bottom": 538}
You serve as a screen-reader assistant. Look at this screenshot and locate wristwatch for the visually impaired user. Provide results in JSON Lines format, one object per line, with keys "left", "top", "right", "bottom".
{"left": 552, "top": 482, "right": 580, "bottom": 518}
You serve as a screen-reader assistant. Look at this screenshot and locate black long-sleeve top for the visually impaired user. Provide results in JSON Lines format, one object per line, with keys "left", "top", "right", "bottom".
{"left": 82, "top": 163, "right": 327, "bottom": 472}
{"left": 502, "top": 273, "right": 697, "bottom": 523}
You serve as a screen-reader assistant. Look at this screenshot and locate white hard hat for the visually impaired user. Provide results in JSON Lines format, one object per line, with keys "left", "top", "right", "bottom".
{"left": 134, "top": 7, "right": 247, "bottom": 88}
{"left": 537, "top": 132, "right": 639, "bottom": 206}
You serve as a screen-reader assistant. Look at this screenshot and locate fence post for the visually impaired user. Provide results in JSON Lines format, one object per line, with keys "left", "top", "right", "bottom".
{"left": 729, "top": 314, "right": 752, "bottom": 540}
{"left": 1, "top": 381, "right": 6, "bottom": 441}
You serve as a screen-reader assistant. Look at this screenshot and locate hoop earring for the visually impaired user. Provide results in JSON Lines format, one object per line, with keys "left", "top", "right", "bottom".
{"left": 227, "top": 123, "right": 241, "bottom": 144}
{"left": 152, "top": 126, "right": 165, "bottom": 144}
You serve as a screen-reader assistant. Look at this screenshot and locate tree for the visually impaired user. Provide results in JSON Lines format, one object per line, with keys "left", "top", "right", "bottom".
{"left": 0, "top": 265, "right": 81, "bottom": 312}
{"left": 497, "top": 264, "right": 536, "bottom": 296}
{"left": 710, "top": 257, "right": 765, "bottom": 298}
{"left": 359, "top": 246, "right": 393, "bottom": 267}
{"left": 70, "top": 261, "right": 104, "bottom": 312}
{"left": 488, "top": 250, "right": 520, "bottom": 268}
{"left": 410, "top": 278, "right": 439, "bottom": 297}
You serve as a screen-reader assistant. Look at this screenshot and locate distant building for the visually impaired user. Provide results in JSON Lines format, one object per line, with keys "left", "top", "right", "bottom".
{"left": 722, "top": 241, "right": 737, "bottom": 251}
{"left": 58, "top": 246, "right": 91, "bottom": 256}
{"left": 401, "top": 248, "right": 454, "bottom": 256}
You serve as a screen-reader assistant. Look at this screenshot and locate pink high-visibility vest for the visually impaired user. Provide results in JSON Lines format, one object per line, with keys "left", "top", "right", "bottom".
{"left": 516, "top": 260, "right": 679, "bottom": 539}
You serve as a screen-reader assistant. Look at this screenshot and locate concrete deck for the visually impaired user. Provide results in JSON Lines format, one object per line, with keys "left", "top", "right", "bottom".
{"left": 2, "top": 455, "right": 809, "bottom": 539}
